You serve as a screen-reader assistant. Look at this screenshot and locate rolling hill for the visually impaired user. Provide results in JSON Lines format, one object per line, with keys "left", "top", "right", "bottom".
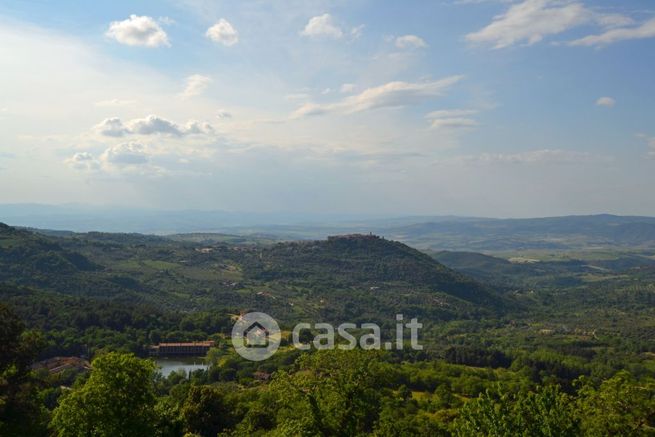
{"left": 0, "top": 224, "right": 504, "bottom": 327}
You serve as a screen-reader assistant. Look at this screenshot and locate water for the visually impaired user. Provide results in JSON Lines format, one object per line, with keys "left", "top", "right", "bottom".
{"left": 154, "top": 357, "right": 208, "bottom": 377}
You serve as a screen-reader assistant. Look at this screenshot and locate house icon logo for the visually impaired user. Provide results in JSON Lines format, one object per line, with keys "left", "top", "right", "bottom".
{"left": 232, "top": 312, "right": 280, "bottom": 361}
{"left": 244, "top": 321, "right": 269, "bottom": 348}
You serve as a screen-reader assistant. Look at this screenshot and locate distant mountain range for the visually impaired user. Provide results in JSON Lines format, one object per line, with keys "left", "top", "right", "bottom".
{"left": 383, "top": 214, "right": 655, "bottom": 252}
{"left": 3, "top": 204, "right": 655, "bottom": 252}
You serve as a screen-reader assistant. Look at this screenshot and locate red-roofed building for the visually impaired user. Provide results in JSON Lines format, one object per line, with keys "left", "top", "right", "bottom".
{"left": 149, "top": 341, "right": 215, "bottom": 356}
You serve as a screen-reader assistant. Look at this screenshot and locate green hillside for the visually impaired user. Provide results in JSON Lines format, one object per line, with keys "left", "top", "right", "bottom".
{"left": 3, "top": 223, "right": 655, "bottom": 436}
{"left": 0, "top": 224, "right": 504, "bottom": 356}
{"left": 246, "top": 235, "right": 500, "bottom": 308}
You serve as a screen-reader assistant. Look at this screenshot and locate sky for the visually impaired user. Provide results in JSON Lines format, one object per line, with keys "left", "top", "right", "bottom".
{"left": 0, "top": 0, "right": 654, "bottom": 218}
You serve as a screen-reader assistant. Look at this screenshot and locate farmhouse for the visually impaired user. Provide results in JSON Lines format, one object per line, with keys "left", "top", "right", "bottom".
{"left": 149, "top": 341, "right": 215, "bottom": 356}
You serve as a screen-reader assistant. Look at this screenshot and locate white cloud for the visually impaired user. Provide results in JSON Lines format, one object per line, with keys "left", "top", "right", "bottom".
{"left": 128, "top": 115, "right": 183, "bottom": 135}
{"left": 340, "top": 83, "right": 356, "bottom": 94}
{"left": 292, "top": 103, "right": 328, "bottom": 118}
{"left": 395, "top": 35, "right": 428, "bottom": 49}
{"left": 638, "top": 134, "right": 655, "bottom": 158}
{"left": 570, "top": 17, "right": 655, "bottom": 47}
{"left": 292, "top": 76, "right": 463, "bottom": 118}
{"left": 180, "top": 74, "right": 212, "bottom": 98}
{"left": 431, "top": 118, "right": 479, "bottom": 129}
{"left": 301, "top": 14, "right": 343, "bottom": 39}
{"left": 95, "top": 117, "right": 131, "bottom": 137}
{"left": 427, "top": 109, "right": 479, "bottom": 129}
{"left": 454, "top": 149, "right": 604, "bottom": 164}
{"left": 466, "top": 0, "right": 633, "bottom": 49}
{"left": 595, "top": 14, "right": 635, "bottom": 29}
{"left": 106, "top": 15, "right": 170, "bottom": 48}
{"left": 206, "top": 19, "right": 239, "bottom": 46}
{"left": 183, "top": 120, "right": 214, "bottom": 134}
{"left": 351, "top": 25, "right": 365, "bottom": 39}
{"left": 101, "top": 142, "right": 149, "bottom": 165}
{"left": 158, "top": 16, "right": 176, "bottom": 26}
{"left": 65, "top": 152, "right": 100, "bottom": 171}
{"left": 426, "top": 109, "right": 478, "bottom": 118}
{"left": 466, "top": 0, "right": 588, "bottom": 48}
{"left": 348, "top": 76, "right": 463, "bottom": 112}
{"left": 596, "top": 96, "right": 615, "bottom": 107}
{"left": 94, "top": 115, "right": 214, "bottom": 137}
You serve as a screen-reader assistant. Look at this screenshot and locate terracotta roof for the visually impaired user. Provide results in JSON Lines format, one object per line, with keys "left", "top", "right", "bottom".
{"left": 156, "top": 341, "right": 215, "bottom": 347}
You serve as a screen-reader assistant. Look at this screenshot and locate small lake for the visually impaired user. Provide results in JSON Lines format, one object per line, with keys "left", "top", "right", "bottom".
{"left": 154, "top": 357, "right": 208, "bottom": 377}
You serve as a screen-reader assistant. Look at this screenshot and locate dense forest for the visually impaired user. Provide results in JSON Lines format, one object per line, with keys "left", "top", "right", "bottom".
{"left": 2, "top": 223, "right": 655, "bottom": 435}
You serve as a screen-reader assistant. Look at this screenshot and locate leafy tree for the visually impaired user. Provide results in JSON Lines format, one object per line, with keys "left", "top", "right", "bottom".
{"left": 0, "top": 303, "right": 48, "bottom": 436}
{"left": 576, "top": 371, "right": 655, "bottom": 436}
{"left": 270, "top": 349, "right": 383, "bottom": 436}
{"left": 515, "top": 385, "right": 579, "bottom": 436}
{"left": 374, "top": 395, "right": 447, "bottom": 436}
{"left": 153, "top": 397, "right": 185, "bottom": 437}
{"left": 180, "top": 385, "right": 236, "bottom": 437}
{"left": 232, "top": 389, "right": 278, "bottom": 435}
{"left": 453, "top": 387, "right": 516, "bottom": 436}
{"left": 51, "top": 352, "right": 158, "bottom": 437}
{"left": 453, "top": 384, "right": 578, "bottom": 436}
{"left": 0, "top": 304, "right": 24, "bottom": 371}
